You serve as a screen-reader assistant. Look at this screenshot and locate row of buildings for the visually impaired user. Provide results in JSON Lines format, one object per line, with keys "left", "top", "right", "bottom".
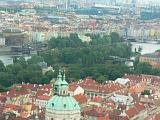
{"left": 1, "top": 71, "right": 160, "bottom": 120}
{"left": 0, "top": 1, "right": 160, "bottom": 47}
{"left": 139, "top": 50, "right": 160, "bottom": 69}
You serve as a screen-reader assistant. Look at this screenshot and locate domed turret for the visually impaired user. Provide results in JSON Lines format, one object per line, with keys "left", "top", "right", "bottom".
{"left": 54, "top": 70, "right": 69, "bottom": 96}
{"left": 45, "top": 69, "right": 81, "bottom": 120}
{"left": 54, "top": 70, "right": 63, "bottom": 94}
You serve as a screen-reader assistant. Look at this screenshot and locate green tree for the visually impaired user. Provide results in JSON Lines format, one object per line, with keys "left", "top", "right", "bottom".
{"left": 0, "top": 72, "right": 16, "bottom": 87}
{"left": 110, "top": 32, "right": 123, "bottom": 43}
{"left": 135, "top": 62, "right": 152, "bottom": 74}
{"left": 96, "top": 75, "right": 107, "bottom": 83}
{"left": 141, "top": 90, "right": 150, "bottom": 95}
{"left": 0, "top": 60, "right": 5, "bottom": 72}
{"left": 27, "top": 55, "right": 44, "bottom": 64}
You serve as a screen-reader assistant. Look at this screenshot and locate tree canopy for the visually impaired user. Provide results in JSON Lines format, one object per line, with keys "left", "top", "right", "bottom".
{"left": 1, "top": 32, "right": 160, "bottom": 91}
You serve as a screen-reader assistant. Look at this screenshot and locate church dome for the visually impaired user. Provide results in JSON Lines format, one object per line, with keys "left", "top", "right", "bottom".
{"left": 46, "top": 70, "right": 81, "bottom": 120}
{"left": 46, "top": 96, "right": 80, "bottom": 111}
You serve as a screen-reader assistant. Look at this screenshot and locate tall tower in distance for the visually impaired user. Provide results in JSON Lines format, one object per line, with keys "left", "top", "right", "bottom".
{"left": 110, "top": 0, "right": 116, "bottom": 5}
{"left": 65, "top": 0, "right": 70, "bottom": 10}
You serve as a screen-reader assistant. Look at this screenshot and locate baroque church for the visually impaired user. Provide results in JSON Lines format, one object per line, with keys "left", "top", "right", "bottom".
{"left": 45, "top": 71, "right": 81, "bottom": 120}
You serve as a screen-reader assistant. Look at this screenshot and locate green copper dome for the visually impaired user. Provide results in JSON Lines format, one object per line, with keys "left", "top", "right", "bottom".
{"left": 47, "top": 70, "right": 80, "bottom": 111}
{"left": 46, "top": 96, "right": 80, "bottom": 111}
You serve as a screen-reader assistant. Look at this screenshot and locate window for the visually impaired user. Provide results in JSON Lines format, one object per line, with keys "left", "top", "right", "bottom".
{"left": 52, "top": 103, "right": 54, "bottom": 107}
{"left": 64, "top": 104, "right": 66, "bottom": 108}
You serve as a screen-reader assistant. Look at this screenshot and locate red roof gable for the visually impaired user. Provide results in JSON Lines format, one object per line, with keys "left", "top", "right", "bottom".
{"left": 126, "top": 107, "right": 138, "bottom": 118}
{"left": 37, "top": 95, "right": 51, "bottom": 101}
{"left": 69, "top": 85, "right": 78, "bottom": 92}
{"left": 85, "top": 106, "right": 106, "bottom": 117}
{"left": 134, "top": 102, "right": 145, "bottom": 112}
{"left": 5, "top": 87, "right": 30, "bottom": 98}
{"left": 74, "top": 94, "right": 88, "bottom": 104}
{"left": 90, "top": 96, "right": 104, "bottom": 103}
{"left": 70, "top": 77, "right": 124, "bottom": 94}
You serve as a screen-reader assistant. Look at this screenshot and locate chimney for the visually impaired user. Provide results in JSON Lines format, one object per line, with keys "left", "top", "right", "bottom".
{"left": 145, "top": 95, "right": 148, "bottom": 98}
{"left": 128, "top": 93, "right": 131, "bottom": 96}
{"left": 126, "top": 105, "right": 129, "bottom": 110}
{"left": 150, "top": 90, "right": 152, "bottom": 94}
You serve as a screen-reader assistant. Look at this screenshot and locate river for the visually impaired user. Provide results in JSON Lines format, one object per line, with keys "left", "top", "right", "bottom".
{"left": 131, "top": 42, "right": 160, "bottom": 55}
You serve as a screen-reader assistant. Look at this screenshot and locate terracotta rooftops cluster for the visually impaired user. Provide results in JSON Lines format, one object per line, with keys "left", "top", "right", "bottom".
{"left": 70, "top": 77, "right": 124, "bottom": 94}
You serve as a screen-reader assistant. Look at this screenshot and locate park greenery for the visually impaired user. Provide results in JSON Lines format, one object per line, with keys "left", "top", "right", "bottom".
{"left": 141, "top": 90, "right": 151, "bottom": 96}
{"left": 0, "top": 32, "right": 160, "bottom": 92}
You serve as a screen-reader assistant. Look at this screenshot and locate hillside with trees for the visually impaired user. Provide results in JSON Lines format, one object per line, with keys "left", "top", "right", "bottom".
{"left": 0, "top": 32, "right": 160, "bottom": 92}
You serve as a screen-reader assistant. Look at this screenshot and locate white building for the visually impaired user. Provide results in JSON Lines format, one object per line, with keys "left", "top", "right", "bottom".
{"left": 35, "top": 95, "right": 51, "bottom": 108}
{"left": 111, "top": 94, "right": 133, "bottom": 105}
{"left": 115, "top": 78, "right": 130, "bottom": 85}
{"left": 68, "top": 85, "right": 84, "bottom": 96}
{"left": 0, "top": 35, "right": 5, "bottom": 46}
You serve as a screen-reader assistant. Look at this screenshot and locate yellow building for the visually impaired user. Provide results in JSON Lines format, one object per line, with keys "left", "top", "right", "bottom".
{"left": 139, "top": 52, "right": 160, "bottom": 69}
{"left": 5, "top": 87, "right": 31, "bottom": 106}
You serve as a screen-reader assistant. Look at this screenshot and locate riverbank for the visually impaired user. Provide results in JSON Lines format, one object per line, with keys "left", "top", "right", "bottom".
{"left": 131, "top": 42, "right": 160, "bottom": 55}
{"left": 0, "top": 42, "right": 160, "bottom": 66}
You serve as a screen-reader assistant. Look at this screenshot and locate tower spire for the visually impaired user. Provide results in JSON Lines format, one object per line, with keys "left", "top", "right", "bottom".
{"left": 63, "top": 69, "right": 66, "bottom": 81}
{"left": 35, "top": 111, "right": 39, "bottom": 120}
{"left": 58, "top": 69, "right": 62, "bottom": 80}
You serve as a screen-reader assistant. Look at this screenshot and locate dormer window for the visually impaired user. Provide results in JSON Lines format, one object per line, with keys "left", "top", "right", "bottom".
{"left": 52, "top": 103, "right": 54, "bottom": 107}
{"left": 64, "top": 104, "right": 66, "bottom": 108}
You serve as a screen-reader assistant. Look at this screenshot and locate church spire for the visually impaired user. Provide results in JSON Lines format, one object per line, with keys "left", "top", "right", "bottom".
{"left": 35, "top": 111, "right": 39, "bottom": 120}
{"left": 63, "top": 69, "right": 66, "bottom": 81}
{"left": 58, "top": 69, "right": 62, "bottom": 80}
{"left": 54, "top": 69, "right": 68, "bottom": 96}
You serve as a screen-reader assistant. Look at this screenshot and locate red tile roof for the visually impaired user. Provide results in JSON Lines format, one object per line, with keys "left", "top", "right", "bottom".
{"left": 155, "top": 114, "right": 160, "bottom": 120}
{"left": 85, "top": 106, "right": 106, "bottom": 117}
{"left": 20, "top": 111, "right": 28, "bottom": 118}
{"left": 4, "top": 104, "right": 23, "bottom": 113}
{"left": 105, "top": 101, "right": 116, "bottom": 109}
{"left": 90, "top": 96, "right": 104, "bottom": 103}
{"left": 126, "top": 107, "right": 138, "bottom": 118}
{"left": 109, "top": 109, "right": 121, "bottom": 120}
{"left": 36, "top": 90, "right": 50, "bottom": 97}
{"left": 70, "top": 77, "right": 124, "bottom": 94}
{"left": 98, "top": 115, "right": 110, "bottom": 120}
{"left": 120, "top": 116, "right": 129, "bottom": 120}
{"left": 37, "top": 95, "right": 51, "bottom": 101}
{"left": 74, "top": 94, "right": 88, "bottom": 104}
{"left": 134, "top": 102, "right": 146, "bottom": 112}
{"left": 31, "top": 104, "right": 37, "bottom": 110}
{"left": 129, "top": 82, "right": 147, "bottom": 93}
{"left": 69, "top": 85, "right": 78, "bottom": 92}
{"left": 0, "top": 96, "right": 7, "bottom": 103}
{"left": 5, "top": 87, "right": 30, "bottom": 98}
{"left": 124, "top": 74, "right": 160, "bottom": 84}
{"left": 17, "top": 83, "right": 52, "bottom": 92}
